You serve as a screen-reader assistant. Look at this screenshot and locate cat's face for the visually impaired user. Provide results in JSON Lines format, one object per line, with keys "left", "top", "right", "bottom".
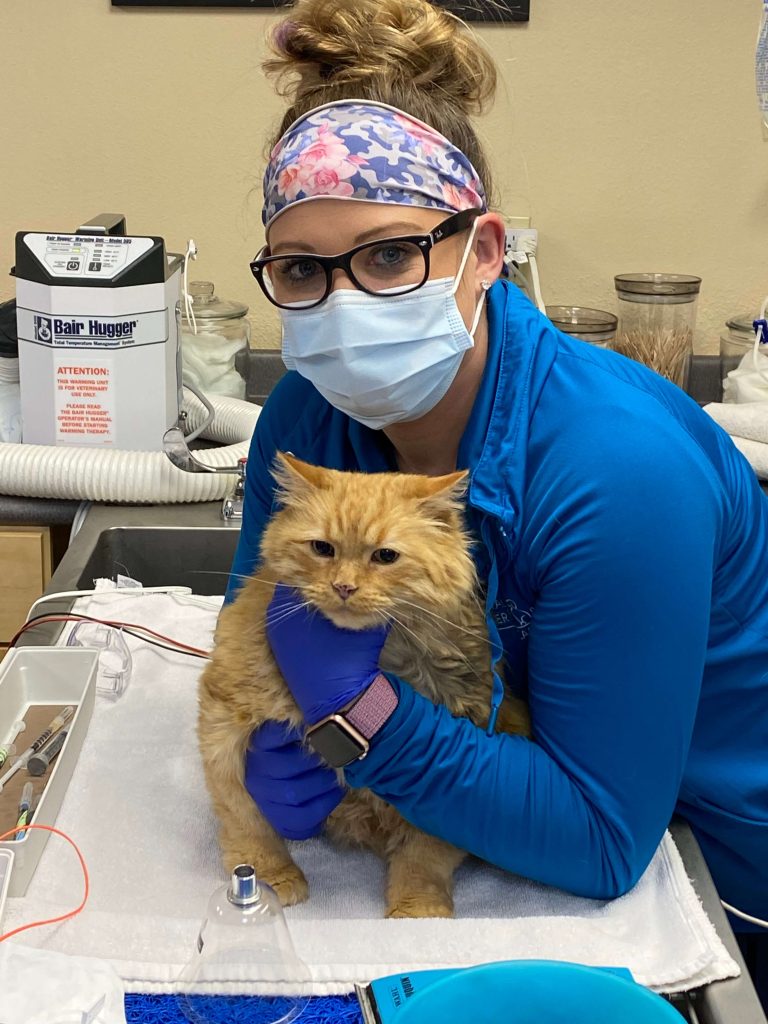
{"left": 259, "top": 455, "right": 477, "bottom": 630}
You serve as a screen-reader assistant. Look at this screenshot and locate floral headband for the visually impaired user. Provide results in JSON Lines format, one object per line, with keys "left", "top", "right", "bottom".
{"left": 262, "top": 100, "right": 487, "bottom": 230}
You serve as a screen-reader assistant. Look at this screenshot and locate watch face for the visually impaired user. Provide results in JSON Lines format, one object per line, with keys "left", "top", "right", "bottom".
{"left": 307, "top": 718, "right": 368, "bottom": 768}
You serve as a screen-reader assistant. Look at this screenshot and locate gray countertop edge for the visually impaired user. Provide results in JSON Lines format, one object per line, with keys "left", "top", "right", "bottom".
{"left": 669, "top": 821, "right": 767, "bottom": 1023}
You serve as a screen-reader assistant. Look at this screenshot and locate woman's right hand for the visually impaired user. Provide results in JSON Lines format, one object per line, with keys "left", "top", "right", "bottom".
{"left": 245, "top": 720, "right": 346, "bottom": 840}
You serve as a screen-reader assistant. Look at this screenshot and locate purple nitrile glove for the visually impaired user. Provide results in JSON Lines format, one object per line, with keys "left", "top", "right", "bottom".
{"left": 265, "top": 584, "right": 389, "bottom": 725}
{"left": 245, "top": 721, "right": 345, "bottom": 840}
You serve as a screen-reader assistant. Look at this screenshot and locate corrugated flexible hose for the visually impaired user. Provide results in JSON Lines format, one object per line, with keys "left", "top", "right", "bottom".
{"left": 0, "top": 391, "right": 260, "bottom": 503}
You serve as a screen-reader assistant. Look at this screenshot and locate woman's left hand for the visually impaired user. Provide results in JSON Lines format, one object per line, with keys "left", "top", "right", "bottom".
{"left": 265, "top": 584, "right": 389, "bottom": 724}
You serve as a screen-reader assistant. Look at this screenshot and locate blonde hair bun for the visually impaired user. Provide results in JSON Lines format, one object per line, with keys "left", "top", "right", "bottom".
{"left": 265, "top": 0, "right": 497, "bottom": 119}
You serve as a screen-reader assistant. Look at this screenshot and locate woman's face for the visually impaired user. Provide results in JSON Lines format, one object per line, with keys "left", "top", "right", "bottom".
{"left": 266, "top": 199, "right": 496, "bottom": 332}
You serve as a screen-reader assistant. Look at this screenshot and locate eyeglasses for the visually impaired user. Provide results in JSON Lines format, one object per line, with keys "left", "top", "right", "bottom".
{"left": 250, "top": 208, "right": 480, "bottom": 310}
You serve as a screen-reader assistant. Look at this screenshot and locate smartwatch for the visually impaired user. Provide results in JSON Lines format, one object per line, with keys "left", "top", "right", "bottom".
{"left": 305, "top": 673, "right": 398, "bottom": 768}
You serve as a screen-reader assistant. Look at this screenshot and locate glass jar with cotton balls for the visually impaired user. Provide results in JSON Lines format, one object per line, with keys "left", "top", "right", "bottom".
{"left": 180, "top": 281, "right": 250, "bottom": 401}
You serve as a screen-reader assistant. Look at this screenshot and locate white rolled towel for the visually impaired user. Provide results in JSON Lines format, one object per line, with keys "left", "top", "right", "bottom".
{"left": 704, "top": 401, "right": 768, "bottom": 479}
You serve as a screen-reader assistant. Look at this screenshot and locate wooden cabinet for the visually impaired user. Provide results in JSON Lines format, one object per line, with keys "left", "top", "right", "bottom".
{"left": 0, "top": 527, "right": 53, "bottom": 651}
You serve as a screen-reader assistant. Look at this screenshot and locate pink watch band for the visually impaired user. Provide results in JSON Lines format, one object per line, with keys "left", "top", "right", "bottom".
{"left": 345, "top": 673, "right": 398, "bottom": 740}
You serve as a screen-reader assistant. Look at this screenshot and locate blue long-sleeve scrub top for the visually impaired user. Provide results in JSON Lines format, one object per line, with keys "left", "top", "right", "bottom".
{"left": 225, "top": 279, "right": 768, "bottom": 923}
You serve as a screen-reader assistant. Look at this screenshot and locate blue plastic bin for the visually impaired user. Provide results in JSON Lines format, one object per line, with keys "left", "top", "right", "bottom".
{"left": 398, "top": 960, "right": 682, "bottom": 1023}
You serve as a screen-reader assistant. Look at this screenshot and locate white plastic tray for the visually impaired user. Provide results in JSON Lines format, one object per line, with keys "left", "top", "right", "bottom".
{"left": 0, "top": 847, "right": 12, "bottom": 931}
{"left": 0, "top": 647, "right": 98, "bottom": 896}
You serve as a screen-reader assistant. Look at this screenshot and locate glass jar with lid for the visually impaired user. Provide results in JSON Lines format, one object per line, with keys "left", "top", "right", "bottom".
{"left": 720, "top": 313, "right": 764, "bottom": 374}
{"left": 720, "top": 312, "right": 768, "bottom": 403}
{"left": 546, "top": 306, "right": 618, "bottom": 349}
{"left": 614, "top": 273, "right": 701, "bottom": 388}
{"left": 180, "top": 280, "right": 250, "bottom": 400}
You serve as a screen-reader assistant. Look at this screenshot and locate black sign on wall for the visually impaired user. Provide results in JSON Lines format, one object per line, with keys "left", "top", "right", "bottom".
{"left": 111, "top": 1, "right": 530, "bottom": 21}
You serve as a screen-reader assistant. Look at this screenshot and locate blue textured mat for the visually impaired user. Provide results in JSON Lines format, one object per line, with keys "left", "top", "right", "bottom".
{"left": 125, "top": 994, "right": 363, "bottom": 1023}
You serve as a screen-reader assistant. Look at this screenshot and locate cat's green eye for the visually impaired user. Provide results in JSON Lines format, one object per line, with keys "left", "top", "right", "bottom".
{"left": 311, "top": 540, "right": 335, "bottom": 558}
{"left": 372, "top": 548, "right": 400, "bottom": 565}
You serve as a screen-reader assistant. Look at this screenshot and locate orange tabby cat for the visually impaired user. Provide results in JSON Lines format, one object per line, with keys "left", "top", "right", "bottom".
{"left": 198, "top": 454, "right": 529, "bottom": 918}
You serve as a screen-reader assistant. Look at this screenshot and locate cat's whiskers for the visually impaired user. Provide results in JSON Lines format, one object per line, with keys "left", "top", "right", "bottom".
{"left": 387, "top": 602, "right": 487, "bottom": 685}
{"left": 264, "top": 600, "right": 315, "bottom": 630}
{"left": 391, "top": 597, "right": 492, "bottom": 646}
{"left": 237, "top": 574, "right": 283, "bottom": 588}
{"left": 191, "top": 569, "right": 286, "bottom": 593}
{"left": 468, "top": 587, "right": 487, "bottom": 619}
{"left": 384, "top": 611, "right": 431, "bottom": 654}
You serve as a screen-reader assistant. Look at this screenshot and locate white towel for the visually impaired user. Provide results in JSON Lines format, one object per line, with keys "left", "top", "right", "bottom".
{"left": 704, "top": 401, "right": 768, "bottom": 479}
{"left": 3, "top": 590, "right": 738, "bottom": 995}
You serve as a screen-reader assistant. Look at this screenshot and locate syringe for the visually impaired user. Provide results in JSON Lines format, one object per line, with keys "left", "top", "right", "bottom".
{"left": 0, "top": 719, "right": 25, "bottom": 769}
{"left": 0, "top": 706, "right": 74, "bottom": 793}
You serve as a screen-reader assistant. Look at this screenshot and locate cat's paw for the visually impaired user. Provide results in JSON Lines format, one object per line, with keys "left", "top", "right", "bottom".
{"left": 386, "top": 895, "right": 454, "bottom": 919}
{"left": 265, "top": 863, "right": 310, "bottom": 907}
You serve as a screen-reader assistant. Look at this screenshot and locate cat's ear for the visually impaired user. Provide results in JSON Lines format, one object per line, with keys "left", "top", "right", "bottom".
{"left": 271, "top": 452, "right": 329, "bottom": 503}
{"left": 408, "top": 470, "right": 469, "bottom": 522}
{"left": 416, "top": 470, "right": 469, "bottom": 501}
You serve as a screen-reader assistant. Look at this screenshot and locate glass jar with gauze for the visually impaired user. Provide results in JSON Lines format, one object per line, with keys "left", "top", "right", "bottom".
{"left": 180, "top": 280, "right": 250, "bottom": 400}
{"left": 614, "top": 274, "right": 701, "bottom": 389}
{"left": 720, "top": 312, "right": 768, "bottom": 404}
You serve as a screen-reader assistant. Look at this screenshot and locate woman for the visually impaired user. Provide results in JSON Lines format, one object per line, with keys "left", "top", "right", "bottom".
{"left": 226, "top": 0, "right": 768, "bottom": 1001}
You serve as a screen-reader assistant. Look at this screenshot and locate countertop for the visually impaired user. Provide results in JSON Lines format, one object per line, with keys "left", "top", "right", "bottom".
{"left": 26, "top": 501, "right": 766, "bottom": 1024}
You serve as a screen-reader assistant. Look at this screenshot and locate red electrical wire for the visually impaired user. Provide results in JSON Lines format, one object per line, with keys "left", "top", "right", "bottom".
{"left": 9, "top": 613, "right": 210, "bottom": 658}
{"left": 0, "top": 824, "right": 89, "bottom": 941}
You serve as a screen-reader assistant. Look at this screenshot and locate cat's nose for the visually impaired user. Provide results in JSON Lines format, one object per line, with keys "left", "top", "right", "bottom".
{"left": 332, "top": 582, "right": 358, "bottom": 601}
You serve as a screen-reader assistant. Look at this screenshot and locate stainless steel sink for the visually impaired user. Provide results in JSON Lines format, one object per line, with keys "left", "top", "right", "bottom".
{"left": 18, "top": 506, "right": 238, "bottom": 648}
{"left": 67, "top": 526, "right": 239, "bottom": 594}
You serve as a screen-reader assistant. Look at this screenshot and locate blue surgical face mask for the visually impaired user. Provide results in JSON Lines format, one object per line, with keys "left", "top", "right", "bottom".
{"left": 280, "top": 223, "right": 487, "bottom": 430}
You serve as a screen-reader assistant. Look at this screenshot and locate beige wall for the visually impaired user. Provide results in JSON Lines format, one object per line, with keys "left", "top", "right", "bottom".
{"left": 1, "top": 0, "right": 765, "bottom": 353}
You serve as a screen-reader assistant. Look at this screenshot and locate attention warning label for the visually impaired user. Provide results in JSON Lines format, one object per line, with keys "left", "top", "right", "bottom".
{"left": 54, "top": 357, "right": 115, "bottom": 444}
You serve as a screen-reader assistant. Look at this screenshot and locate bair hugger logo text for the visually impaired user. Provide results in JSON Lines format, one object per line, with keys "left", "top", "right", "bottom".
{"left": 33, "top": 315, "right": 139, "bottom": 341}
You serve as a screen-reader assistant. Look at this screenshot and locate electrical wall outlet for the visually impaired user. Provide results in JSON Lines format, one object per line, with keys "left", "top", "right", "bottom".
{"left": 504, "top": 226, "right": 539, "bottom": 264}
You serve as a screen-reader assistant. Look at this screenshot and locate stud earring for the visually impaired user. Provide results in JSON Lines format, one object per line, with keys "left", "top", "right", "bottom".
{"left": 481, "top": 279, "right": 492, "bottom": 291}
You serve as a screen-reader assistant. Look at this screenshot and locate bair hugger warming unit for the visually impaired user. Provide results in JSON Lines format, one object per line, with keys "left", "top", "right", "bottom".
{"left": 13, "top": 214, "right": 183, "bottom": 450}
